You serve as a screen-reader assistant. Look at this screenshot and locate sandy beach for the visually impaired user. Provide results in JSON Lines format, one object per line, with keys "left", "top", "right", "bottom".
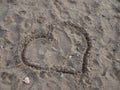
{"left": 0, "top": 0, "right": 120, "bottom": 90}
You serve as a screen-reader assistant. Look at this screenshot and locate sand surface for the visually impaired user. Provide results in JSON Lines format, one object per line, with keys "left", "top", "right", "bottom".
{"left": 0, "top": 0, "right": 120, "bottom": 90}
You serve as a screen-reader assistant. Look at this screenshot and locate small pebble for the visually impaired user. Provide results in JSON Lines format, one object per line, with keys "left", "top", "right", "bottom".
{"left": 49, "top": 54, "right": 51, "bottom": 57}
{"left": 69, "top": 55, "right": 72, "bottom": 59}
{"left": 0, "top": 46, "right": 3, "bottom": 49}
{"left": 23, "top": 77, "right": 30, "bottom": 84}
{"left": 61, "top": 73, "right": 64, "bottom": 77}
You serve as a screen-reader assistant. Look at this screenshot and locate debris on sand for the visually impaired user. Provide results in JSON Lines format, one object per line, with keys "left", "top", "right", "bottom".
{"left": 23, "top": 77, "right": 30, "bottom": 84}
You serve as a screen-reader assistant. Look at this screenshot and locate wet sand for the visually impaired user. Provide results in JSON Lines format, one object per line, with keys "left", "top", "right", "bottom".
{"left": 0, "top": 0, "right": 120, "bottom": 90}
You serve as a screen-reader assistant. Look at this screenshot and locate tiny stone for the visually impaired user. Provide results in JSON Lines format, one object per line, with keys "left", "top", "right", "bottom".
{"left": 49, "top": 54, "right": 51, "bottom": 57}
{"left": 77, "top": 54, "right": 79, "bottom": 56}
{"left": 69, "top": 55, "right": 72, "bottom": 59}
{"left": 0, "top": 46, "right": 3, "bottom": 49}
{"left": 23, "top": 77, "right": 30, "bottom": 84}
{"left": 61, "top": 73, "right": 64, "bottom": 77}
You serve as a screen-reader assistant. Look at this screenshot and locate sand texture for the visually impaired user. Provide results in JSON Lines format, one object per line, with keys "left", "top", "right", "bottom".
{"left": 0, "top": 0, "right": 120, "bottom": 90}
